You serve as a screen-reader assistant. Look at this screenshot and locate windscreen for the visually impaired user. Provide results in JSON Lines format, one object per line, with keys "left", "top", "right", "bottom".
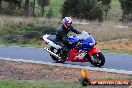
{"left": 77, "top": 31, "right": 90, "bottom": 40}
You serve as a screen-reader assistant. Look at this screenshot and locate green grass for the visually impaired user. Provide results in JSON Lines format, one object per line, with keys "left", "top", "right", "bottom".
{"left": 102, "top": 49, "right": 132, "bottom": 54}
{"left": 0, "top": 42, "right": 42, "bottom": 48}
{"left": 126, "top": 75, "right": 132, "bottom": 80}
{"left": 0, "top": 80, "right": 85, "bottom": 88}
{"left": 46, "top": 0, "right": 64, "bottom": 17}
{"left": 108, "top": 0, "right": 122, "bottom": 20}
{"left": 0, "top": 60, "right": 6, "bottom": 66}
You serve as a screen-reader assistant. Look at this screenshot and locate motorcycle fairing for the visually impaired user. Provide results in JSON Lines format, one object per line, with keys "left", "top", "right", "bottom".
{"left": 88, "top": 47, "right": 101, "bottom": 56}
{"left": 47, "top": 35, "right": 58, "bottom": 44}
{"left": 43, "top": 34, "right": 62, "bottom": 49}
{"left": 68, "top": 34, "right": 96, "bottom": 51}
{"left": 68, "top": 36, "right": 79, "bottom": 43}
{"left": 66, "top": 48, "right": 88, "bottom": 62}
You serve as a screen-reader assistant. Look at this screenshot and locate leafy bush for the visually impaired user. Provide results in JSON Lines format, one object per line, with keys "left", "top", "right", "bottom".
{"left": 0, "top": 23, "right": 56, "bottom": 44}
{"left": 119, "top": 0, "right": 132, "bottom": 22}
{"left": 61, "top": 0, "right": 103, "bottom": 21}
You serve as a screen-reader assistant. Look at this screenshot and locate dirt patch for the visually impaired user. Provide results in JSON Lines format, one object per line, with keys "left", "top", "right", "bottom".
{"left": 97, "top": 38, "right": 132, "bottom": 52}
{"left": 0, "top": 60, "right": 131, "bottom": 81}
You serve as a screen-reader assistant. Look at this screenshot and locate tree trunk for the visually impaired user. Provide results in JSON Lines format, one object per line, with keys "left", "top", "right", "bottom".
{"left": 41, "top": 2, "right": 44, "bottom": 17}
{"left": 18, "top": 0, "right": 22, "bottom": 9}
{"left": 0, "top": 0, "right": 2, "bottom": 9}
{"left": 33, "top": 0, "right": 35, "bottom": 16}
{"left": 104, "top": 5, "right": 109, "bottom": 19}
{"left": 24, "top": 0, "right": 30, "bottom": 17}
{"left": 0, "top": 0, "right": 2, "bottom": 14}
{"left": 9, "top": 0, "right": 14, "bottom": 15}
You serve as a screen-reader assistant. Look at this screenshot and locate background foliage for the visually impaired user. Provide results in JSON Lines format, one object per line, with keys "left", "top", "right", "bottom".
{"left": 0, "top": 0, "right": 131, "bottom": 22}
{"left": 62, "top": 0, "right": 103, "bottom": 21}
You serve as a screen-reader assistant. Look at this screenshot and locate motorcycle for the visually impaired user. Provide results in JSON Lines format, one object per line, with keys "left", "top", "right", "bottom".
{"left": 43, "top": 31, "right": 105, "bottom": 67}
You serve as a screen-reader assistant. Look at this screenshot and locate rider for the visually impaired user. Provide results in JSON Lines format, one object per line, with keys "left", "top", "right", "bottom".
{"left": 56, "top": 17, "right": 82, "bottom": 46}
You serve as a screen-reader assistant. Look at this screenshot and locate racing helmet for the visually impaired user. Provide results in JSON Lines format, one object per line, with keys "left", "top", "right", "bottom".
{"left": 62, "top": 17, "right": 72, "bottom": 29}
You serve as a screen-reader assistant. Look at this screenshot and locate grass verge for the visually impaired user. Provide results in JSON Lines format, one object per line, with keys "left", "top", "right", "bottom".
{"left": 102, "top": 49, "right": 132, "bottom": 54}
{"left": 0, "top": 80, "right": 83, "bottom": 88}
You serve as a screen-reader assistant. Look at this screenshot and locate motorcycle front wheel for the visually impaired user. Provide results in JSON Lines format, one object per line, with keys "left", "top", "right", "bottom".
{"left": 89, "top": 52, "right": 105, "bottom": 67}
{"left": 50, "top": 47, "right": 65, "bottom": 63}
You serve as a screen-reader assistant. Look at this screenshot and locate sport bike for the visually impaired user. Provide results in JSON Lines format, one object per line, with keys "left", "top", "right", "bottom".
{"left": 43, "top": 31, "right": 105, "bottom": 67}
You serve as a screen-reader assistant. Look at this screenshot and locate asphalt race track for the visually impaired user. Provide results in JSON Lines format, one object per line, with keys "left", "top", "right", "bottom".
{"left": 0, "top": 45, "right": 132, "bottom": 73}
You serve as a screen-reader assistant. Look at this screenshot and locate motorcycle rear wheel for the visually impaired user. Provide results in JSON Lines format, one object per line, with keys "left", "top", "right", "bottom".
{"left": 50, "top": 47, "right": 65, "bottom": 63}
{"left": 89, "top": 52, "right": 105, "bottom": 67}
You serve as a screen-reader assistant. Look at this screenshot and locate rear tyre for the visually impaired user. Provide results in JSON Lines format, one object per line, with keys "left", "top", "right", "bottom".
{"left": 50, "top": 47, "right": 65, "bottom": 63}
{"left": 89, "top": 52, "right": 105, "bottom": 67}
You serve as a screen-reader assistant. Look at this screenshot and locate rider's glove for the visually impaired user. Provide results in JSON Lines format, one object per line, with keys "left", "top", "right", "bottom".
{"left": 69, "top": 41, "right": 73, "bottom": 45}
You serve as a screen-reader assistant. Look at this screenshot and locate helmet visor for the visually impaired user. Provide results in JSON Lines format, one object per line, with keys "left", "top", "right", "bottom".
{"left": 67, "top": 23, "right": 71, "bottom": 26}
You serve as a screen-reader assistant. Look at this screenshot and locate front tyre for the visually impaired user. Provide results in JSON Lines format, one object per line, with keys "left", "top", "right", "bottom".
{"left": 89, "top": 52, "right": 105, "bottom": 67}
{"left": 50, "top": 47, "right": 65, "bottom": 63}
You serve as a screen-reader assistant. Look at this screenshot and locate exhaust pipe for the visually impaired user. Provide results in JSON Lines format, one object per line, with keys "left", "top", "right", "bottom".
{"left": 43, "top": 47, "right": 61, "bottom": 59}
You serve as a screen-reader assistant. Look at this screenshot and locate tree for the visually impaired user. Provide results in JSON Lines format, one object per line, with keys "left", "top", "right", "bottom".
{"left": 0, "top": 0, "right": 2, "bottom": 10}
{"left": 119, "top": 0, "right": 132, "bottom": 22}
{"left": 30, "top": 0, "right": 36, "bottom": 16}
{"left": 24, "top": 0, "right": 29, "bottom": 17}
{"left": 46, "top": 7, "right": 53, "bottom": 18}
{"left": 37, "top": 0, "right": 50, "bottom": 17}
{"left": 62, "top": 0, "right": 103, "bottom": 21}
{"left": 3, "top": 0, "right": 21, "bottom": 9}
{"left": 98, "top": 0, "right": 111, "bottom": 19}
{"left": 9, "top": 0, "right": 14, "bottom": 15}
{"left": 32, "top": 0, "right": 36, "bottom": 16}
{"left": 14, "top": 0, "right": 21, "bottom": 9}
{"left": 0, "top": 0, "right": 22, "bottom": 15}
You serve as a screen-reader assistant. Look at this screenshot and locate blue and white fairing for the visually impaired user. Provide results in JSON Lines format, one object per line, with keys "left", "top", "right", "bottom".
{"left": 68, "top": 31, "right": 96, "bottom": 51}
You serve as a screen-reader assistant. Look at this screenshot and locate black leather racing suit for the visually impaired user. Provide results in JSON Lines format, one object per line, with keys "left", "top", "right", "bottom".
{"left": 56, "top": 24, "right": 81, "bottom": 45}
